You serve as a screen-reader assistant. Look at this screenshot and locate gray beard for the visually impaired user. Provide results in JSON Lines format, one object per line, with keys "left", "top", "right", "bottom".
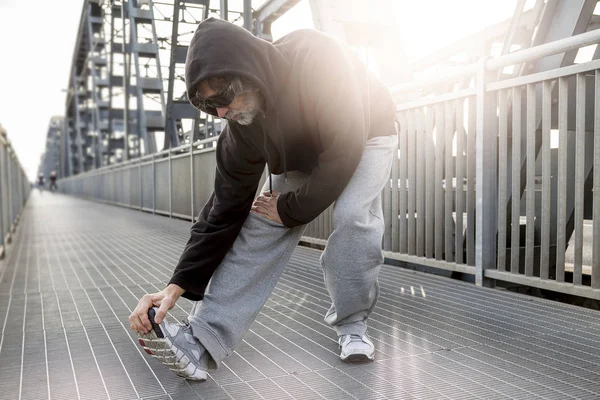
{"left": 226, "top": 91, "right": 262, "bottom": 125}
{"left": 234, "top": 110, "right": 258, "bottom": 125}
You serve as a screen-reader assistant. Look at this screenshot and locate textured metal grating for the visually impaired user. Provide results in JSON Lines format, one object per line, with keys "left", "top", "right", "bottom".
{"left": 1, "top": 192, "right": 600, "bottom": 399}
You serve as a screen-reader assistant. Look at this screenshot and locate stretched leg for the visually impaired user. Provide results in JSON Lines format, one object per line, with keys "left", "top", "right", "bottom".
{"left": 188, "top": 171, "right": 308, "bottom": 368}
{"left": 321, "top": 135, "right": 397, "bottom": 337}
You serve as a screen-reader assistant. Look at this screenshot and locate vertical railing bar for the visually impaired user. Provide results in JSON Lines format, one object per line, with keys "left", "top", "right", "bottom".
{"left": 320, "top": 207, "right": 324, "bottom": 239}
{"left": 152, "top": 153, "right": 156, "bottom": 214}
{"left": 190, "top": 143, "right": 195, "bottom": 222}
{"left": 574, "top": 73, "right": 585, "bottom": 286}
{"left": 425, "top": 105, "right": 435, "bottom": 258}
{"left": 11, "top": 156, "right": 16, "bottom": 229}
{"left": 498, "top": 89, "right": 508, "bottom": 272}
{"left": 169, "top": 150, "right": 173, "bottom": 218}
{"left": 325, "top": 208, "right": 329, "bottom": 238}
{"left": 9, "top": 155, "right": 14, "bottom": 231}
{"left": 7, "top": 152, "right": 13, "bottom": 235}
{"left": 327, "top": 203, "right": 332, "bottom": 237}
{"left": 313, "top": 210, "right": 318, "bottom": 239}
{"left": 15, "top": 167, "right": 21, "bottom": 223}
{"left": 455, "top": 98, "right": 465, "bottom": 265}
{"left": 511, "top": 86, "right": 523, "bottom": 274}
{"left": 445, "top": 101, "right": 454, "bottom": 262}
{"left": 383, "top": 135, "right": 392, "bottom": 251}
{"left": 0, "top": 144, "right": 5, "bottom": 258}
{"left": 391, "top": 118, "right": 400, "bottom": 253}
{"left": 556, "top": 77, "right": 568, "bottom": 282}
{"left": 475, "top": 59, "right": 499, "bottom": 286}
{"left": 398, "top": 111, "right": 408, "bottom": 253}
{"left": 593, "top": 70, "right": 600, "bottom": 289}
{"left": 467, "top": 95, "right": 476, "bottom": 266}
{"left": 540, "top": 80, "right": 552, "bottom": 280}
{"left": 416, "top": 108, "right": 426, "bottom": 257}
{"left": 407, "top": 109, "right": 416, "bottom": 255}
{"left": 435, "top": 103, "right": 445, "bottom": 260}
{"left": 323, "top": 205, "right": 327, "bottom": 239}
{"left": 525, "top": 83, "right": 536, "bottom": 277}
{"left": 318, "top": 205, "right": 322, "bottom": 239}
{"left": 14, "top": 157, "right": 18, "bottom": 228}
{"left": 322, "top": 208, "right": 326, "bottom": 239}
{"left": 139, "top": 159, "right": 143, "bottom": 211}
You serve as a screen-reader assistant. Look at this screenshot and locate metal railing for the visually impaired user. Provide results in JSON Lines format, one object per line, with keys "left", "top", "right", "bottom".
{"left": 59, "top": 28, "right": 600, "bottom": 299}
{"left": 0, "top": 125, "right": 31, "bottom": 260}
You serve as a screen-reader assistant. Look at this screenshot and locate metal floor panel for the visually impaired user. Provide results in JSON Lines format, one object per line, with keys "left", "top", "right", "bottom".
{"left": 1, "top": 192, "right": 600, "bottom": 399}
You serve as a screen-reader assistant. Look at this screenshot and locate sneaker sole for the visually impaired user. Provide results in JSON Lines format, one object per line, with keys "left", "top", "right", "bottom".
{"left": 340, "top": 353, "right": 375, "bottom": 363}
{"left": 137, "top": 309, "right": 207, "bottom": 381}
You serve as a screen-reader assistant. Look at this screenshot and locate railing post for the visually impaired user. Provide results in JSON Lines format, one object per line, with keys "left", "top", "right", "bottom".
{"left": 1, "top": 144, "right": 8, "bottom": 246}
{"left": 0, "top": 141, "right": 5, "bottom": 260}
{"left": 190, "top": 142, "right": 195, "bottom": 223}
{"left": 6, "top": 150, "right": 13, "bottom": 241}
{"left": 139, "top": 159, "right": 143, "bottom": 211}
{"left": 475, "top": 58, "right": 498, "bottom": 287}
{"left": 16, "top": 164, "right": 22, "bottom": 223}
{"left": 168, "top": 149, "right": 172, "bottom": 218}
{"left": 152, "top": 153, "right": 156, "bottom": 215}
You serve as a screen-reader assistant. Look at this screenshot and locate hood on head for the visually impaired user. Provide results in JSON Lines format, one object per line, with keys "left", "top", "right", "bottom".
{"left": 184, "top": 17, "right": 288, "bottom": 116}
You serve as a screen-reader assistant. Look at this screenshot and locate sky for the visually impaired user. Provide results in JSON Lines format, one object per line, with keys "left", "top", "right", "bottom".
{"left": 0, "top": 0, "right": 517, "bottom": 181}
{"left": 0, "top": 0, "right": 83, "bottom": 180}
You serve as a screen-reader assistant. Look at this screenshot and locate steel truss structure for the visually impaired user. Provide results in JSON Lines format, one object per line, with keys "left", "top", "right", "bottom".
{"left": 37, "top": 116, "right": 66, "bottom": 180}
{"left": 61, "top": 0, "right": 261, "bottom": 175}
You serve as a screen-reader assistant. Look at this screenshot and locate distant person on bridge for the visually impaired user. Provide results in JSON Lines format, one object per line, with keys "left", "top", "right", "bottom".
{"left": 48, "top": 170, "right": 58, "bottom": 192}
{"left": 129, "top": 17, "right": 398, "bottom": 381}
{"left": 37, "top": 173, "right": 45, "bottom": 190}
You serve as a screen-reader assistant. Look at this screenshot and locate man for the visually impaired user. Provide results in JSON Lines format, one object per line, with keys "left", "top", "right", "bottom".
{"left": 129, "top": 17, "right": 397, "bottom": 381}
{"left": 49, "top": 170, "right": 58, "bottom": 191}
{"left": 37, "top": 173, "right": 45, "bottom": 191}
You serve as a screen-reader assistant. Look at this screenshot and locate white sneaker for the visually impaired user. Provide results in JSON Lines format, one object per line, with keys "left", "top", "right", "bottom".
{"left": 137, "top": 307, "right": 208, "bottom": 381}
{"left": 338, "top": 334, "right": 375, "bottom": 362}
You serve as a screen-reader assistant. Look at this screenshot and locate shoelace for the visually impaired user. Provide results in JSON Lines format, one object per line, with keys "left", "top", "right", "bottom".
{"left": 340, "top": 334, "right": 364, "bottom": 346}
{"left": 180, "top": 320, "right": 193, "bottom": 332}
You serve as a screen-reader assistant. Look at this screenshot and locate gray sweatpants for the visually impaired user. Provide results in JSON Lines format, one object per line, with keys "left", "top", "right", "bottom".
{"left": 188, "top": 134, "right": 398, "bottom": 368}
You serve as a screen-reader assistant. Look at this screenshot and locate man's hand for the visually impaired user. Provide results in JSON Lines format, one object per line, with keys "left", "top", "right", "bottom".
{"left": 251, "top": 190, "right": 283, "bottom": 225}
{"left": 128, "top": 284, "right": 185, "bottom": 334}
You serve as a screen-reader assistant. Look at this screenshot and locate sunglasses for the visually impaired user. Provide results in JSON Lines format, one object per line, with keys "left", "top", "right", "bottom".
{"left": 192, "top": 87, "right": 236, "bottom": 111}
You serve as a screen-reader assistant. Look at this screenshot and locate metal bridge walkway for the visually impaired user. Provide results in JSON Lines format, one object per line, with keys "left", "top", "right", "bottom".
{"left": 2, "top": 192, "right": 600, "bottom": 400}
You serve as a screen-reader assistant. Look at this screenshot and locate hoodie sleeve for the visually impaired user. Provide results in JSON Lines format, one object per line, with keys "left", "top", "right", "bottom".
{"left": 276, "top": 43, "right": 369, "bottom": 227}
{"left": 169, "top": 123, "right": 266, "bottom": 300}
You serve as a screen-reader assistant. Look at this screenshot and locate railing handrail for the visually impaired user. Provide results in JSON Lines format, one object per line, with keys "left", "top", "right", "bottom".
{"left": 486, "top": 27, "right": 600, "bottom": 70}
{"left": 391, "top": 28, "right": 600, "bottom": 96}
{"left": 390, "top": 64, "right": 478, "bottom": 96}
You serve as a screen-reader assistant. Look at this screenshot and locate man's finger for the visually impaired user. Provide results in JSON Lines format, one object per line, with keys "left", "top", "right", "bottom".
{"left": 130, "top": 313, "right": 147, "bottom": 334}
{"left": 252, "top": 199, "right": 270, "bottom": 208}
{"left": 138, "top": 310, "right": 152, "bottom": 331}
{"left": 139, "top": 295, "right": 155, "bottom": 330}
{"left": 251, "top": 206, "right": 269, "bottom": 215}
{"left": 155, "top": 299, "right": 171, "bottom": 324}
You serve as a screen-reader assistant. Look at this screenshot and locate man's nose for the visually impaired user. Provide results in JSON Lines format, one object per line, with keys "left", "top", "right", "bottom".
{"left": 216, "top": 107, "right": 229, "bottom": 118}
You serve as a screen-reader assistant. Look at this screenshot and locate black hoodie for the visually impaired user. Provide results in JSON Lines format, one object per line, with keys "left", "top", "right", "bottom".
{"left": 169, "top": 18, "right": 397, "bottom": 300}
